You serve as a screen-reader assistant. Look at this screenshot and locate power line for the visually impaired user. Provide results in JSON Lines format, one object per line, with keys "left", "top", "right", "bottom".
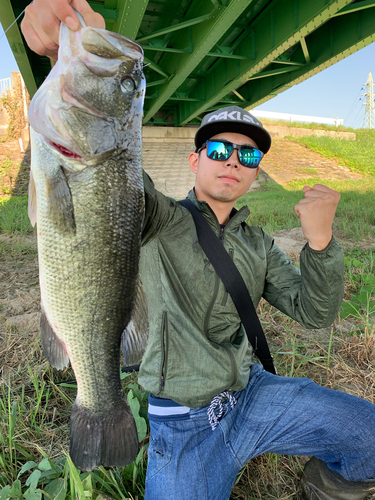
{"left": 344, "top": 87, "right": 363, "bottom": 123}
{"left": 352, "top": 102, "right": 365, "bottom": 129}
{"left": 0, "top": 3, "right": 29, "bottom": 43}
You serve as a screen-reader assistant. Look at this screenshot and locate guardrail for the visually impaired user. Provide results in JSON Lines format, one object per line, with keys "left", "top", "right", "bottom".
{"left": 0, "top": 77, "right": 12, "bottom": 96}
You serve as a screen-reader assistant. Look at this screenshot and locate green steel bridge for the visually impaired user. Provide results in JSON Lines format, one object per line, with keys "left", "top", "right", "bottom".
{"left": 2, "top": 0, "right": 375, "bottom": 126}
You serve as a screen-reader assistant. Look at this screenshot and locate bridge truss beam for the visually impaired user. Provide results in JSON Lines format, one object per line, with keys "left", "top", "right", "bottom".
{"left": 177, "top": 0, "right": 368, "bottom": 125}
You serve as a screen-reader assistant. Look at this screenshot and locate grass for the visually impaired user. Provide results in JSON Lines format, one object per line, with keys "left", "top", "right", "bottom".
{"left": 292, "top": 128, "right": 375, "bottom": 177}
{"left": 298, "top": 167, "right": 318, "bottom": 175}
{"left": 0, "top": 155, "right": 29, "bottom": 198}
{"left": 260, "top": 117, "right": 356, "bottom": 133}
{"left": 237, "top": 178, "right": 375, "bottom": 241}
{"left": 0, "top": 197, "right": 34, "bottom": 235}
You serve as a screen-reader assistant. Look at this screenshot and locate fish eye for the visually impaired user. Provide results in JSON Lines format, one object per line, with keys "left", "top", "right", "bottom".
{"left": 120, "top": 77, "right": 136, "bottom": 93}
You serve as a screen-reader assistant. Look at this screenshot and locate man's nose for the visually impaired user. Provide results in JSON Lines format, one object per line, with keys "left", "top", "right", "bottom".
{"left": 225, "top": 149, "right": 240, "bottom": 167}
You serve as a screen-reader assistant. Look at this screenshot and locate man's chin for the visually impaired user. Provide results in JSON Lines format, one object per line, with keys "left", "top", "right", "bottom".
{"left": 214, "top": 186, "right": 248, "bottom": 202}
{"left": 214, "top": 190, "right": 238, "bottom": 203}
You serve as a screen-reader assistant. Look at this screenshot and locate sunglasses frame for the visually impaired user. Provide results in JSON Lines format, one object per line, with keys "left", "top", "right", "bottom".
{"left": 197, "top": 140, "right": 264, "bottom": 168}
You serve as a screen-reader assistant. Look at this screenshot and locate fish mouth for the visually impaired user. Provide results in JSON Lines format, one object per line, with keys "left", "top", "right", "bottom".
{"left": 50, "top": 141, "right": 83, "bottom": 160}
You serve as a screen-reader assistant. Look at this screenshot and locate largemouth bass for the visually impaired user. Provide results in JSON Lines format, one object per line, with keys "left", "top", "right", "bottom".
{"left": 28, "top": 15, "right": 147, "bottom": 471}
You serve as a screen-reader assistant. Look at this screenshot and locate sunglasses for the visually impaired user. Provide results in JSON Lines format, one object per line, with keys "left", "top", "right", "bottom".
{"left": 197, "top": 140, "right": 264, "bottom": 168}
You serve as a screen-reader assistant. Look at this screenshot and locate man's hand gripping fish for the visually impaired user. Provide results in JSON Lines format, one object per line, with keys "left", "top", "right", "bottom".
{"left": 28, "top": 14, "right": 147, "bottom": 472}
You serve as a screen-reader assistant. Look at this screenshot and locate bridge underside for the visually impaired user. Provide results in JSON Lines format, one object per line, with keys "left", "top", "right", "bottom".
{"left": 2, "top": 0, "right": 375, "bottom": 126}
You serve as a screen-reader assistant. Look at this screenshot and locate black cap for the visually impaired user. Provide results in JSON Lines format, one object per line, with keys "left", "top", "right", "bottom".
{"left": 195, "top": 105, "right": 272, "bottom": 154}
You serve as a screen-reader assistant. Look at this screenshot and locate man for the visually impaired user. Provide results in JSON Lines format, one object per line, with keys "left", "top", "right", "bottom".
{"left": 22, "top": 3, "right": 375, "bottom": 499}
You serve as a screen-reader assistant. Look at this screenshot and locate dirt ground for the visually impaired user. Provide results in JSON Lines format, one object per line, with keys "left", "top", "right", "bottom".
{"left": 260, "top": 138, "right": 364, "bottom": 184}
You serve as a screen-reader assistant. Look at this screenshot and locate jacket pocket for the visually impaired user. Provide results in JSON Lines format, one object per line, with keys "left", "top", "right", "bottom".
{"left": 157, "top": 311, "right": 169, "bottom": 395}
{"left": 222, "top": 343, "right": 238, "bottom": 388}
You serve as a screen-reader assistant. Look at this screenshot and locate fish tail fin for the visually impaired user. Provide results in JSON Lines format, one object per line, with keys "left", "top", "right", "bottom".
{"left": 69, "top": 400, "right": 139, "bottom": 472}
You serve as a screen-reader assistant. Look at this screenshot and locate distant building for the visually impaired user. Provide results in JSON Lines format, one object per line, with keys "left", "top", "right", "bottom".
{"left": 251, "top": 109, "right": 344, "bottom": 127}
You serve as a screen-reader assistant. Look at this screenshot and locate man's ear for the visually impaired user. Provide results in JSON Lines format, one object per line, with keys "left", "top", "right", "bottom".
{"left": 189, "top": 152, "right": 199, "bottom": 174}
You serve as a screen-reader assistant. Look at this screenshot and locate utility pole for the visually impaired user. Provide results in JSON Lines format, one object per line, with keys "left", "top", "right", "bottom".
{"left": 362, "top": 72, "right": 375, "bottom": 129}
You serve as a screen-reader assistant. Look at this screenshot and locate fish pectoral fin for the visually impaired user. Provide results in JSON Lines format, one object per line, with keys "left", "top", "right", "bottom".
{"left": 122, "top": 278, "right": 149, "bottom": 365}
{"left": 28, "top": 171, "right": 37, "bottom": 227}
{"left": 70, "top": 400, "right": 139, "bottom": 472}
{"left": 46, "top": 167, "right": 76, "bottom": 234}
{"left": 40, "top": 308, "right": 70, "bottom": 370}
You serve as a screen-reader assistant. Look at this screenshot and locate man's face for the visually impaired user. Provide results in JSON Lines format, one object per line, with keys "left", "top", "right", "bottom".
{"left": 189, "top": 132, "right": 261, "bottom": 207}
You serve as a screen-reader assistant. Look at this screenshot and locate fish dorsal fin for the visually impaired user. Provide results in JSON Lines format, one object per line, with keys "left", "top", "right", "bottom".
{"left": 28, "top": 171, "right": 37, "bottom": 227}
{"left": 122, "top": 278, "right": 149, "bottom": 366}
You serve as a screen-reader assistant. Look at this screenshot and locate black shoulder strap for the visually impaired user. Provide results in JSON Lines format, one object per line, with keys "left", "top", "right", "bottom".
{"left": 179, "top": 198, "right": 276, "bottom": 375}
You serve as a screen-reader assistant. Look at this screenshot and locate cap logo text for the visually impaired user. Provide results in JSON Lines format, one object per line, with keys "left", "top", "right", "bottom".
{"left": 207, "top": 110, "right": 256, "bottom": 124}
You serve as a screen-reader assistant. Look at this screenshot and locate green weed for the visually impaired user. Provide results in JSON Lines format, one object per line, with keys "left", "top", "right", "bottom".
{"left": 0, "top": 368, "right": 149, "bottom": 500}
{"left": 0, "top": 157, "right": 17, "bottom": 194}
{"left": 340, "top": 250, "right": 375, "bottom": 338}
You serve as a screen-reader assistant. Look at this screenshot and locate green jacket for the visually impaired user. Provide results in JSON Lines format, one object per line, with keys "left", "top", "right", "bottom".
{"left": 138, "top": 173, "right": 345, "bottom": 407}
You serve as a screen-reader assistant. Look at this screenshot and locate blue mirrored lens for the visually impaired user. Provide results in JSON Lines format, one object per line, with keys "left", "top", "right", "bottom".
{"left": 239, "top": 147, "right": 263, "bottom": 167}
{"left": 206, "top": 141, "right": 233, "bottom": 160}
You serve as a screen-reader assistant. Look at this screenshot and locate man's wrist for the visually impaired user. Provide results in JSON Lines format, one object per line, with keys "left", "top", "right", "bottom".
{"left": 307, "top": 234, "right": 333, "bottom": 251}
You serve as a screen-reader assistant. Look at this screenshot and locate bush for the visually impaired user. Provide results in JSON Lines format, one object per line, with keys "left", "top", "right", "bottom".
{"left": 1, "top": 75, "right": 30, "bottom": 140}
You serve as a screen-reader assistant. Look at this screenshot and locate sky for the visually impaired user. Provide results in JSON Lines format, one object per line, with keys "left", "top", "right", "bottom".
{"left": 1, "top": 21, "right": 374, "bottom": 129}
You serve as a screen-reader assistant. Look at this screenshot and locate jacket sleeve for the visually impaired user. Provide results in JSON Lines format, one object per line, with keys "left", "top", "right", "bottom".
{"left": 142, "top": 170, "right": 186, "bottom": 245}
{"left": 262, "top": 232, "right": 345, "bottom": 329}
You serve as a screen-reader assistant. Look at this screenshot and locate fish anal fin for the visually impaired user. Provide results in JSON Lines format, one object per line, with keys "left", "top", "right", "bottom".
{"left": 122, "top": 278, "right": 149, "bottom": 365}
{"left": 46, "top": 167, "right": 76, "bottom": 234}
{"left": 40, "top": 309, "right": 70, "bottom": 370}
{"left": 28, "top": 171, "right": 37, "bottom": 227}
{"left": 70, "top": 400, "right": 139, "bottom": 472}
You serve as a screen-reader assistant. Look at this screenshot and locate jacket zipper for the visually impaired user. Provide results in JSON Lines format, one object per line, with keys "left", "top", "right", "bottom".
{"left": 157, "top": 311, "right": 169, "bottom": 394}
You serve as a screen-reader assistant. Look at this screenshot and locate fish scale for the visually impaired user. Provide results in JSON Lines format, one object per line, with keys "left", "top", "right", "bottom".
{"left": 28, "top": 14, "right": 147, "bottom": 471}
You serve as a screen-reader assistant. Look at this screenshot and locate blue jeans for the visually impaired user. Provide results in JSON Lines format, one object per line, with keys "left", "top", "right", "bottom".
{"left": 144, "top": 365, "right": 375, "bottom": 500}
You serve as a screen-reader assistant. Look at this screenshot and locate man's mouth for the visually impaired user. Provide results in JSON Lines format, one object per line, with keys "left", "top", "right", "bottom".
{"left": 218, "top": 175, "right": 239, "bottom": 183}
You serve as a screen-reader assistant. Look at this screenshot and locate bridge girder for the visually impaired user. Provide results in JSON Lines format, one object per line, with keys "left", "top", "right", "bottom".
{"left": 2, "top": 0, "right": 375, "bottom": 126}
{"left": 177, "top": 0, "right": 370, "bottom": 124}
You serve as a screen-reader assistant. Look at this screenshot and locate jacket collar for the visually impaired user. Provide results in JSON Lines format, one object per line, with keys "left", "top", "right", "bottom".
{"left": 186, "top": 188, "right": 250, "bottom": 231}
